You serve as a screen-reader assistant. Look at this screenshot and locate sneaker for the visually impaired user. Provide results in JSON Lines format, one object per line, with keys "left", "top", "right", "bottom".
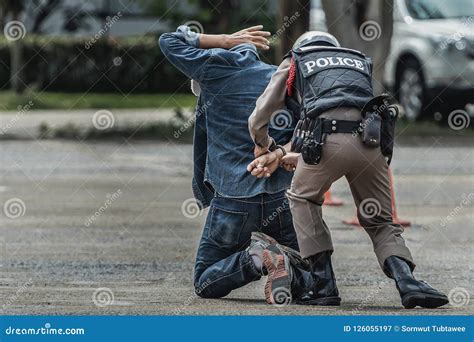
{"left": 251, "top": 231, "right": 278, "bottom": 246}
{"left": 263, "top": 244, "right": 292, "bottom": 306}
{"left": 252, "top": 232, "right": 309, "bottom": 271}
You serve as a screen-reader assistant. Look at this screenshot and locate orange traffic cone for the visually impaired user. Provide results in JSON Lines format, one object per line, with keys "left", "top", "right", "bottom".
{"left": 388, "top": 169, "right": 411, "bottom": 227}
{"left": 342, "top": 169, "right": 411, "bottom": 227}
{"left": 323, "top": 191, "right": 344, "bottom": 206}
{"left": 342, "top": 215, "right": 360, "bottom": 226}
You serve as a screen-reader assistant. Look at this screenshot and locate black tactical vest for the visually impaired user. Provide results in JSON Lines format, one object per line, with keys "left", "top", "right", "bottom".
{"left": 290, "top": 46, "right": 374, "bottom": 119}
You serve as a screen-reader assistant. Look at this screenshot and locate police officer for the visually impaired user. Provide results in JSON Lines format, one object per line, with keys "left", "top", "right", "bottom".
{"left": 248, "top": 31, "right": 449, "bottom": 309}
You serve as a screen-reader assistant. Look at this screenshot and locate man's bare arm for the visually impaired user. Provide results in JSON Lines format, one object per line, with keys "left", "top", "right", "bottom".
{"left": 199, "top": 25, "right": 270, "bottom": 50}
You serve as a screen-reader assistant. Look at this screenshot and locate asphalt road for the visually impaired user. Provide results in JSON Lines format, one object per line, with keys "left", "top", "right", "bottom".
{"left": 0, "top": 137, "right": 472, "bottom": 315}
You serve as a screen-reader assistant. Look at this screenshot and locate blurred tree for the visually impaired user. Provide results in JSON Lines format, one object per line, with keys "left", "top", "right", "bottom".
{"left": 62, "top": 5, "right": 90, "bottom": 33}
{"left": 139, "top": 0, "right": 276, "bottom": 35}
{"left": 0, "top": 0, "right": 24, "bottom": 93}
{"left": 141, "top": 0, "right": 313, "bottom": 62}
{"left": 277, "top": 0, "right": 310, "bottom": 59}
{"left": 321, "top": 0, "right": 394, "bottom": 95}
{"left": 0, "top": 0, "right": 63, "bottom": 93}
{"left": 30, "top": 0, "right": 61, "bottom": 33}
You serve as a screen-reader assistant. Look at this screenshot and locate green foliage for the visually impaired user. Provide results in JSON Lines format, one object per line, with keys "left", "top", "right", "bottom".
{"left": 0, "top": 28, "right": 280, "bottom": 93}
{"left": 0, "top": 35, "right": 190, "bottom": 93}
{"left": 0, "top": 91, "right": 196, "bottom": 110}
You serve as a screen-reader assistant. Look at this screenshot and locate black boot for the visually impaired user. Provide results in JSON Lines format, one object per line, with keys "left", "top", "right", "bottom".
{"left": 384, "top": 256, "right": 449, "bottom": 309}
{"left": 295, "top": 251, "right": 341, "bottom": 306}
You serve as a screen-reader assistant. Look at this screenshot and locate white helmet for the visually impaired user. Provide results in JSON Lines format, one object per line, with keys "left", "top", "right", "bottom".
{"left": 293, "top": 31, "right": 340, "bottom": 49}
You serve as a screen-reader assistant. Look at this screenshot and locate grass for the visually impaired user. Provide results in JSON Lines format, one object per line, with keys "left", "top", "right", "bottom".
{"left": 0, "top": 91, "right": 196, "bottom": 111}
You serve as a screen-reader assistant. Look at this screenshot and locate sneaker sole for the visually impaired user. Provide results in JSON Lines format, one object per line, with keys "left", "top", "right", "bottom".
{"left": 402, "top": 292, "right": 449, "bottom": 309}
{"left": 263, "top": 249, "right": 291, "bottom": 305}
{"left": 252, "top": 232, "right": 310, "bottom": 271}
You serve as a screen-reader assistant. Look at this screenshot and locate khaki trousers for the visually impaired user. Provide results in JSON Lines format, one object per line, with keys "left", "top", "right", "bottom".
{"left": 287, "top": 107, "right": 414, "bottom": 272}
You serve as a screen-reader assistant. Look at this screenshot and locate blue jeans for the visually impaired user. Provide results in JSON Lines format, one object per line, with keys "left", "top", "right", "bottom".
{"left": 194, "top": 191, "right": 309, "bottom": 299}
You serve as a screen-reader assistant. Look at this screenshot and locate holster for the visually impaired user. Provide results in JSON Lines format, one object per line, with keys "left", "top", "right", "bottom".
{"left": 360, "top": 94, "right": 398, "bottom": 164}
{"left": 301, "top": 118, "right": 324, "bottom": 165}
{"left": 361, "top": 112, "right": 382, "bottom": 147}
{"left": 380, "top": 105, "right": 399, "bottom": 164}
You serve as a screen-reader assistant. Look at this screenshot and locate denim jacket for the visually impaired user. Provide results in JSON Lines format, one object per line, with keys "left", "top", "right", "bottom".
{"left": 159, "top": 26, "right": 295, "bottom": 208}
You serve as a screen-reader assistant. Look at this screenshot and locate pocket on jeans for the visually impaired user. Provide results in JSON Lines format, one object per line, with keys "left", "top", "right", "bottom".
{"left": 209, "top": 206, "right": 249, "bottom": 249}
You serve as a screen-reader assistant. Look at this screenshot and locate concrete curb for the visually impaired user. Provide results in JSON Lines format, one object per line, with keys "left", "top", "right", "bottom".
{"left": 0, "top": 108, "right": 194, "bottom": 140}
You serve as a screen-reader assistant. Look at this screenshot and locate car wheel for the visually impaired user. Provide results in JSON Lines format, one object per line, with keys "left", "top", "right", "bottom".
{"left": 397, "top": 59, "right": 425, "bottom": 121}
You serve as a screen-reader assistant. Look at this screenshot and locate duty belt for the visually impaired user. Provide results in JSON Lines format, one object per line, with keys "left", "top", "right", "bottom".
{"left": 321, "top": 119, "right": 362, "bottom": 134}
{"left": 291, "top": 118, "right": 363, "bottom": 158}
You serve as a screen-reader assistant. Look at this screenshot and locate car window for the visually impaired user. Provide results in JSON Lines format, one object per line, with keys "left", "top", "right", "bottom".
{"left": 404, "top": 0, "right": 474, "bottom": 19}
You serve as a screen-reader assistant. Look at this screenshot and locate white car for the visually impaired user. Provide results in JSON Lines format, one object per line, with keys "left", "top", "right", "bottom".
{"left": 311, "top": 0, "right": 474, "bottom": 121}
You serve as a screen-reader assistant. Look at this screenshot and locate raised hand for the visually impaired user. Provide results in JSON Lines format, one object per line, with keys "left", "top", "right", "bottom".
{"left": 224, "top": 25, "right": 271, "bottom": 50}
